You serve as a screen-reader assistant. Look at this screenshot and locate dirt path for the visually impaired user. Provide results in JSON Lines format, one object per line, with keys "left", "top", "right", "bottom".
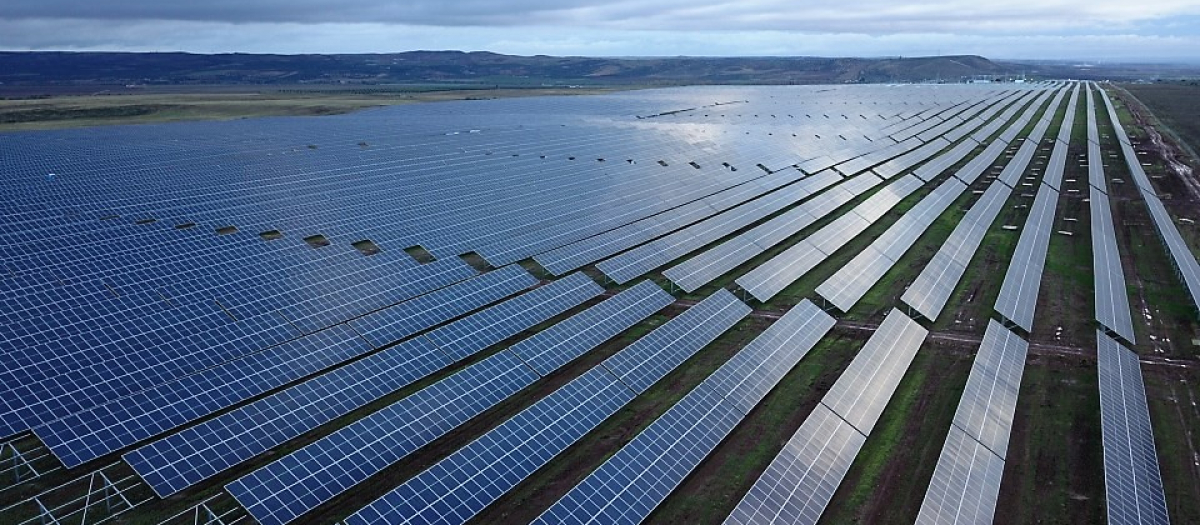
{"left": 668, "top": 295, "right": 1196, "bottom": 369}
{"left": 1109, "top": 86, "right": 1200, "bottom": 200}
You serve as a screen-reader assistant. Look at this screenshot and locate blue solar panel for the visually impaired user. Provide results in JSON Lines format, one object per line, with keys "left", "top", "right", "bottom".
{"left": 348, "top": 265, "right": 537, "bottom": 348}
{"left": 535, "top": 300, "right": 834, "bottom": 525}
{"left": 510, "top": 281, "right": 675, "bottom": 375}
{"left": 345, "top": 366, "right": 637, "bottom": 525}
{"left": 37, "top": 265, "right": 535, "bottom": 468}
{"left": 0, "top": 258, "right": 474, "bottom": 440}
{"left": 424, "top": 272, "right": 604, "bottom": 362}
{"left": 228, "top": 350, "right": 540, "bottom": 525}
{"left": 123, "top": 337, "right": 446, "bottom": 497}
{"left": 36, "top": 325, "right": 371, "bottom": 469}
{"left": 338, "top": 287, "right": 748, "bottom": 525}
{"left": 125, "top": 271, "right": 595, "bottom": 497}
{"left": 227, "top": 281, "right": 672, "bottom": 525}
{"left": 601, "top": 289, "right": 750, "bottom": 393}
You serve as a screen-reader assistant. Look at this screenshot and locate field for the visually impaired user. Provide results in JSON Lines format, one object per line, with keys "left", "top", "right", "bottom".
{"left": 1120, "top": 82, "right": 1200, "bottom": 166}
{"left": 0, "top": 86, "right": 629, "bottom": 132}
{"left": 2, "top": 82, "right": 1199, "bottom": 525}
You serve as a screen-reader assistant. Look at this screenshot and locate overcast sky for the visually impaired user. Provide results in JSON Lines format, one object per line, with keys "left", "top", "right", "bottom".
{"left": 1, "top": 0, "right": 1198, "bottom": 61}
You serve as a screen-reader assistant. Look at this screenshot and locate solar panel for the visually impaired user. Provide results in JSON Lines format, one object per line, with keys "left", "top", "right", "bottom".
{"left": 343, "top": 288, "right": 746, "bottom": 525}
{"left": 814, "top": 245, "right": 895, "bottom": 312}
{"left": 38, "top": 324, "right": 375, "bottom": 469}
{"left": 724, "top": 404, "right": 866, "bottom": 525}
{"left": 725, "top": 309, "right": 925, "bottom": 525}
{"left": 821, "top": 308, "right": 928, "bottom": 434}
{"left": 424, "top": 272, "right": 605, "bottom": 361}
{"left": 344, "top": 366, "right": 637, "bottom": 525}
{"left": 736, "top": 239, "right": 827, "bottom": 303}
{"left": 227, "top": 281, "right": 672, "bottom": 525}
{"left": 347, "top": 265, "right": 538, "bottom": 348}
{"left": 1097, "top": 331, "right": 1171, "bottom": 525}
{"left": 916, "top": 426, "right": 1006, "bottom": 525}
{"left": 994, "top": 185, "right": 1058, "bottom": 332}
{"left": 901, "top": 182, "right": 1013, "bottom": 322}
{"left": 596, "top": 170, "right": 839, "bottom": 284}
{"left": 1090, "top": 186, "right": 1136, "bottom": 343}
{"left": 533, "top": 170, "right": 809, "bottom": 276}
{"left": 950, "top": 320, "right": 1028, "bottom": 458}
{"left": 123, "top": 336, "right": 447, "bottom": 498}
{"left": 662, "top": 171, "right": 865, "bottom": 293}
{"left": 227, "top": 350, "right": 540, "bottom": 525}
{"left": 124, "top": 271, "right": 599, "bottom": 497}
{"left": 0, "top": 258, "right": 477, "bottom": 440}
{"left": 534, "top": 300, "right": 835, "bottom": 525}
{"left": 734, "top": 173, "right": 931, "bottom": 303}
{"left": 602, "top": 289, "right": 750, "bottom": 393}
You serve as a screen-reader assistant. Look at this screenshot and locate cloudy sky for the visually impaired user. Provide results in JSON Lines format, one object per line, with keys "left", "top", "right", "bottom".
{"left": 1, "top": 0, "right": 1198, "bottom": 61}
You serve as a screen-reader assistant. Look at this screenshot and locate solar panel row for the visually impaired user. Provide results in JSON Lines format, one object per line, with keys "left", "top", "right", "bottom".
{"left": 1097, "top": 331, "right": 1171, "bottom": 525}
{"left": 1040, "top": 85, "right": 1082, "bottom": 191}
{"left": 124, "top": 271, "right": 602, "bottom": 497}
{"left": 993, "top": 185, "right": 1059, "bottom": 332}
{"left": 342, "top": 289, "right": 750, "bottom": 525}
{"left": 0, "top": 258, "right": 478, "bottom": 440}
{"left": 726, "top": 308, "right": 928, "bottom": 525}
{"left": 533, "top": 300, "right": 835, "bottom": 525}
{"left": 534, "top": 168, "right": 809, "bottom": 275}
{"left": 597, "top": 169, "right": 846, "bottom": 285}
{"left": 662, "top": 170, "right": 870, "bottom": 293}
{"left": 916, "top": 321, "right": 1028, "bottom": 525}
{"left": 228, "top": 281, "right": 675, "bottom": 525}
{"left": 1095, "top": 86, "right": 1200, "bottom": 316}
{"left": 1090, "top": 185, "right": 1137, "bottom": 343}
{"left": 816, "top": 176, "right": 969, "bottom": 312}
{"left": 736, "top": 173, "right": 926, "bottom": 302}
{"left": 901, "top": 181, "right": 1011, "bottom": 321}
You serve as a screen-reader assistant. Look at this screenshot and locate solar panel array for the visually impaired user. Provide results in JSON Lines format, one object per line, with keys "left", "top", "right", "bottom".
{"left": 342, "top": 289, "right": 750, "bottom": 525}
{"left": 10, "top": 82, "right": 1165, "bottom": 525}
{"left": 1097, "top": 331, "right": 1171, "bottom": 525}
{"left": 1086, "top": 85, "right": 1137, "bottom": 343}
{"left": 533, "top": 300, "right": 835, "bottom": 525}
{"left": 992, "top": 185, "right": 1059, "bottom": 332}
{"left": 227, "top": 280, "right": 674, "bottom": 525}
{"left": 1095, "top": 87, "right": 1200, "bottom": 315}
{"left": 0, "top": 258, "right": 476, "bottom": 440}
{"left": 726, "top": 309, "right": 928, "bottom": 525}
{"left": 896, "top": 86, "right": 1069, "bottom": 322}
{"left": 125, "top": 271, "right": 602, "bottom": 497}
{"left": 12, "top": 86, "right": 1008, "bottom": 450}
{"left": 37, "top": 264, "right": 538, "bottom": 468}
{"left": 612, "top": 169, "right": 846, "bottom": 288}
{"left": 815, "top": 173, "right": 970, "bottom": 312}
{"left": 594, "top": 87, "right": 1034, "bottom": 288}
{"left": 916, "top": 320, "right": 1028, "bottom": 524}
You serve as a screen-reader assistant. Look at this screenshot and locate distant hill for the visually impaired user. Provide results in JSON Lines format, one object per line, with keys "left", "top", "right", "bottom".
{"left": 0, "top": 51, "right": 1015, "bottom": 88}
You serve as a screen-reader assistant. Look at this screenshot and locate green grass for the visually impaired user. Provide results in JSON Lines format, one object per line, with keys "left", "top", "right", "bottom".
{"left": 470, "top": 315, "right": 774, "bottom": 524}
{"left": 999, "top": 354, "right": 1106, "bottom": 524}
{"left": 649, "top": 334, "right": 862, "bottom": 524}
{"left": 820, "top": 343, "right": 974, "bottom": 523}
{"left": 1143, "top": 368, "right": 1200, "bottom": 523}
{"left": 0, "top": 87, "right": 630, "bottom": 131}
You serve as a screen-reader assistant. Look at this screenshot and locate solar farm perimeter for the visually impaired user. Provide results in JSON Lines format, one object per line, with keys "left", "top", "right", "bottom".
{"left": 1, "top": 82, "right": 1197, "bottom": 525}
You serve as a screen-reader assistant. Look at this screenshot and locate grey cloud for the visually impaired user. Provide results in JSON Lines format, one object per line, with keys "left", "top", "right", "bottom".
{"left": 2, "top": 0, "right": 1195, "bottom": 34}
